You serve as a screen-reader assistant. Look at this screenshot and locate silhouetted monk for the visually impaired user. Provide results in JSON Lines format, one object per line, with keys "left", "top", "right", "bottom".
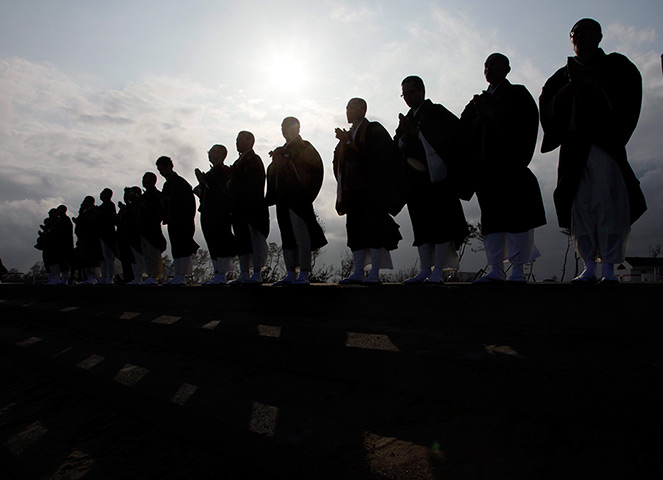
{"left": 139, "top": 172, "right": 167, "bottom": 285}
{"left": 56, "top": 204, "right": 74, "bottom": 284}
{"left": 37, "top": 209, "right": 61, "bottom": 285}
{"left": 194, "top": 144, "right": 235, "bottom": 284}
{"left": 156, "top": 156, "right": 199, "bottom": 285}
{"left": 267, "top": 117, "right": 328, "bottom": 286}
{"left": 460, "top": 53, "right": 546, "bottom": 284}
{"left": 540, "top": 18, "right": 646, "bottom": 283}
{"left": 117, "top": 186, "right": 144, "bottom": 284}
{"left": 395, "top": 76, "right": 468, "bottom": 284}
{"left": 227, "top": 131, "right": 269, "bottom": 285}
{"left": 97, "top": 188, "right": 118, "bottom": 284}
{"left": 73, "top": 195, "right": 102, "bottom": 284}
{"left": 333, "top": 98, "right": 402, "bottom": 284}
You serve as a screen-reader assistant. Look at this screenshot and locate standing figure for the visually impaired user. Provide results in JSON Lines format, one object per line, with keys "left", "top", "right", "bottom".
{"left": 395, "top": 76, "right": 468, "bottom": 284}
{"left": 540, "top": 18, "right": 646, "bottom": 283}
{"left": 194, "top": 144, "right": 235, "bottom": 284}
{"left": 267, "top": 117, "right": 328, "bottom": 286}
{"left": 117, "top": 186, "right": 144, "bottom": 284}
{"left": 0, "top": 259, "right": 7, "bottom": 282}
{"left": 38, "top": 209, "right": 61, "bottom": 285}
{"left": 97, "top": 188, "right": 119, "bottom": 284}
{"left": 333, "top": 98, "right": 402, "bottom": 284}
{"left": 73, "top": 196, "right": 102, "bottom": 285}
{"left": 460, "top": 53, "right": 546, "bottom": 284}
{"left": 139, "top": 172, "right": 167, "bottom": 285}
{"left": 227, "top": 131, "right": 270, "bottom": 285}
{"left": 56, "top": 204, "right": 74, "bottom": 284}
{"left": 156, "top": 156, "right": 199, "bottom": 285}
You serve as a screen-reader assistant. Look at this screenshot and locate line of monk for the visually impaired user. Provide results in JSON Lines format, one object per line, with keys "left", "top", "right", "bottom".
{"left": 34, "top": 18, "right": 646, "bottom": 286}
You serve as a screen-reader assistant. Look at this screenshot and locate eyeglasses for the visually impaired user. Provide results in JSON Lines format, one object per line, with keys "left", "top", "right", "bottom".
{"left": 570, "top": 29, "right": 599, "bottom": 39}
{"left": 401, "top": 88, "right": 420, "bottom": 98}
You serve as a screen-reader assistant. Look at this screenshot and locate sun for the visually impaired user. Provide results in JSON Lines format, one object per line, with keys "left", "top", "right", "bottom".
{"left": 264, "top": 53, "right": 309, "bottom": 93}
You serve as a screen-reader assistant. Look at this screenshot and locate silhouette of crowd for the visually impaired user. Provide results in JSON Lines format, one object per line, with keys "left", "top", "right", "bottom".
{"left": 33, "top": 18, "right": 646, "bottom": 286}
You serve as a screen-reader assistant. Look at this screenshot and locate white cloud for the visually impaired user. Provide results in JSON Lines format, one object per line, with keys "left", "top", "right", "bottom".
{"left": 606, "top": 22, "right": 656, "bottom": 49}
{"left": 329, "top": 2, "right": 378, "bottom": 23}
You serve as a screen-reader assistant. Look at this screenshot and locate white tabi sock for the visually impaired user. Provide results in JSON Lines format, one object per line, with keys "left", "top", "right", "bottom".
{"left": 365, "top": 249, "right": 381, "bottom": 283}
{"left": 602, "top": 263, "right": 617, "bottom": 281}
{"left": 509, "top": 263, "right": 525, "bottom": 282}
{"left": 294, "top": 270, "right": 310, "bottom": 285}
{"left": 404, "top": 244, "right": 432, "bottom": 283}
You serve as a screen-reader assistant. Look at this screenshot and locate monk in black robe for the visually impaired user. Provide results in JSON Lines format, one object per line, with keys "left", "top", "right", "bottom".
{"left": 333, "top": 98, "right": 402, "bottom": 284}
{"left": 540, "top": 18, "right": 646, "bottom": 283}
{"left": 73, "top": 195, "right": 102, "bottom": 284}
{"left": 156, "top": 156, "right": 199, "bottom": 285}
{"left": 38, "top": 209, "right": 61, "bottom": 285}
{"left": 117, "top": 186, "right": 144, "bottom": 284}
{"left": 395, "top": 76, "right": 468, "bottom": 284}
{"left": 97, "top": 188, "right": 118, "bottom": 284}
{"left": 139, "top": 172, "right": 167, "bottom": 285}
{"left": 267, "top": 117, "right": 328, "bottom": 286}
{"left": 56, "top": 204, "right": 74, "bottom": 284}
{"left": 460, "top": 53, "right": 546, "bottom": 283}
{"left": 194, "top": 144, "right": 235, "bottom": 284}
{"left": 227, "top": 131, "right": 270, "bottom": 285}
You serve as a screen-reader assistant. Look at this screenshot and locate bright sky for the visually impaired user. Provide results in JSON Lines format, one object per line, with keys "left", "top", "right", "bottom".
{"left": 1, "top": 0, "right": 662, "bottom": 280}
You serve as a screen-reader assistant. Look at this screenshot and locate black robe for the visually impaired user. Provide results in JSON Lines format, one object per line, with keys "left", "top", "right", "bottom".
{"left": 73, "top": 207, "right": 102, "bottom": 268}
{"left": 266, "top": 136, "right": 328, "bottom": 251}
{"left": 539, "top": 48, "right": 646, "bottom": 229}
{"left": 139, "top": 187, "right": 167, "bottom": 253}
{"left": 116, "top": 201, "right": 142, "bottom": 264}
{"left": 333, "top": 119, "right": 402, "bottom": 251}
{"left": 56, "top": 214, "right": 74, "bottom": 270}
{"left": 161, "top": 172, "right": 199, "bottom": 259}
{"left": 459, "top": 80, "right": 546, "bottom": 234}
{"left": 195, "top": 165, "right": 235, "bottom": 259}
{"left": 97, "top": 200, "right": 118, "bottom": 256}
{"left": 227, "top": 150, "right": 270, "bottom": 255}
{"left": 394, "top": 99, "right": 468, "bottom": 247}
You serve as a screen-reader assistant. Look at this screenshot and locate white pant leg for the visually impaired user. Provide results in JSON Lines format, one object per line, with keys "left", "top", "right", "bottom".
{"left": 289, "top": 209, "right": 312, "bottom": 272}
{"left": 572, "top": 145, "right": 630, "bottom": 263}
{"left": 248, "top": 225, "right": 268, "bottom": 271}
{"left": 435, "top": 241, "right": 458, "bottom": 269}
{"left": 130, "top": 246, "right": 145, "bottom": 277}
{"left": 417, "top": 244, "right": 433, "bottom": 270}
{"left": 484, "top": 233, "right": 507, "bottom": 265}
{"left": 100, "top": 239, "right": 116, "bottom": 277}
{"left": 141, "top": 236, "right": 163, "bottom": 280}
{"left": 372, "top": 248, "right": 393, "bottom": 270}
{"left": 177, "top": 256, "right": 193, "bottom": 276}
{"left": 506, "top": 230, "right": 540, "bottom": 264}
{"left": 216, "top": 257, "right": 232, "bottom": 274}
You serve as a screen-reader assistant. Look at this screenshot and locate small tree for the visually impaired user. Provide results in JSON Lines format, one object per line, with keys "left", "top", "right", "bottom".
{"left": 262, "top": 242, "right": 285, "bottom": 283}
{"left": 381, "top": 262, "right": 420, "bottom": 283}
{"left": 560, "top": 229, "right": 579, "bottom": 282}
{"left": 192, "top": 249, "right": 214, "bottom": 283}
{"left": 337, "top": 250, "right": 354, "bottom": 282}
{"left": 459, "top": 222, "right": 482, "bottom": 263}
{"left": 309, "top": 248, "right": 335, "bottom": 283}
{"left": 161, "top": 255, "right": 174, "bottom": 280}
{"left": 24, "top": 262, "right": 47, "bottom": 285}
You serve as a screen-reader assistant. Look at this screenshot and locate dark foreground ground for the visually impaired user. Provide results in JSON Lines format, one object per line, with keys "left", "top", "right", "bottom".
{"left": 1, "top": 282, "right": 662, "bottom": 479}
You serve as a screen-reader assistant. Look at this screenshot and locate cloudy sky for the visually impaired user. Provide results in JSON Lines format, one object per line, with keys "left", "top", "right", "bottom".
{"left": 1, "top": 0, "right": 661, "bottom": 280}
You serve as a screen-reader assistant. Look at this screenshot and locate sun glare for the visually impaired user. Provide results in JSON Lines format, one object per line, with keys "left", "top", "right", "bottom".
{"left": 265, "top": 53, "right": 309, "bottom": 93}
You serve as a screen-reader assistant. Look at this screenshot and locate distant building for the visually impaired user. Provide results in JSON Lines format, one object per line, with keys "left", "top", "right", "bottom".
{"left": 616, "top": 257, "right": 663, "bottom": 283}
